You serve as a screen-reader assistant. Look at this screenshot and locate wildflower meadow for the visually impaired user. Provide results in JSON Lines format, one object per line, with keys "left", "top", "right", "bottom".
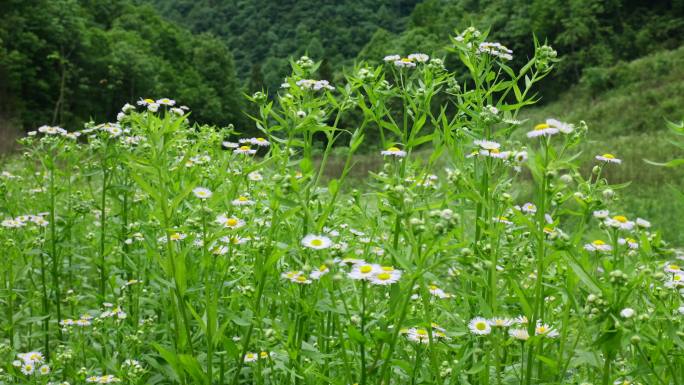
{"left": 1, "top": 29, "right": 683, "bottom": 385}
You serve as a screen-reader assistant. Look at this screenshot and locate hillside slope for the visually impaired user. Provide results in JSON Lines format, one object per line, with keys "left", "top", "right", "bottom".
{"left": 522, "top": 46, "right": 684, "bottom": 243}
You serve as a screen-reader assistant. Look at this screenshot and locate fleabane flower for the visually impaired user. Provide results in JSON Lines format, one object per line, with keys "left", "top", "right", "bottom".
{"left": 310, "top": 264, "right": 330, "bottom": 280}
{"left": 192, "top": 187, "right": 212, "bottom": 199}
{"left": 635, "top": 218, "right": 651, "bottom": 228}
{"left": 406, "top": 327, "right": 430, "bottom": 343}
{"left": 584, "top": 240, "right": 612, "bottom": 252}
{"left": 383, "top": 55, "right": 401, "bottom": 62}
{"left": 474, "top": 139, "right": 501, "bottom": 151}
{"left": 234, "top": 145, "right": 257, "bottom": 155}
{"left": 232, "top": 195, "right": 254, "bottom": 206}
{"left": 534, "top": 322, "right": 559, "bottom": 338}
{"left": 216, "top": 215, "right": 245, "bottom": 229}
{"left": 407, "top": 53, "right": 429, "bottom": 63}
{"left": 348, "top": 263, "right": 380, "bottom": 280}
{"left": 394, "top": 57, "right": 416, "bottom": 68}
{"left": 596, "top": 153, "right": 622, "bottom": 164}
{"left": 381, "top": 146, "right": 407, "bottom": 157}
{"left": 618, "top": 237, "right": 639, "bottom": 249}
{"left": 605, "top": 215, "right": 635, "bottom": 230}
{"left": 369, "top": 267, "right": 402, "bottom": 285}
{"left": 527, "top": 122, "right": 559, "bottom": 138}
{"left": 489, "top": 317, "right": 513, "bottom": 328}
{"left": 428, "top": 284, "right": 452, "bottom": 298}
{"left": 509, "top": 328, "right": 530, "bottom": 340}
{"left": 468, "top": 317, "right": 492, "bottom": 335}
{"left": 301, "top": 234, "right": 333, "bottom": 250}
{"left": 281, "top": 271, "right": 311, "bottom": 284}
{"left": 156, "top": 98, "right": 175, "bottom": 106}
{"left": 593, "top": 210, "right": 610, "bottom": 219}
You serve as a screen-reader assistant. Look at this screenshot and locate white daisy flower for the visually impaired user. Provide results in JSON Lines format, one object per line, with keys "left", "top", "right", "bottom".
{"left": 38, "top": 364, "right": 50, "bottom": 375}
{"left": 250, "top": 137, "right": 270, "bottom": 147}
{"left": 605, "top": 215, "right": 635, "bottom": 230}
{"left": 348, "top": 263, "right": 380, "bottom": 280}
{"left": 147, "top": 103, "right": 160, "bottom": 112}
{"left": 618, "top": 237, "right": 639, "bottom": 249}
{"left": 216, "top": 215, "right": 245, "bottom": 229}
{"left": 663, "top": 262, "right": 682, "bottom": 274}
{"left": 635, "top": 218, "right": 651, "bottom": 228}
{"left": 593, "top": 210, "right": 610, "bottom": 219}
{"left": 474, "top": 139, "right": 501, "bottom": 151}
{"left": 247, "top": 171, "right": 263, "bottom": 181}
{"left": 381, "top": 146, "right": 407, "bottom": 157}
{"left": 428, "top": 285, "right": 451, "bottom": 298}
{"left": 244, "top": 352, "right": 258, "bottom": 362}
{"left": 406, "top": 328, "right": 430, "bottom": 344}
{"left": 383, "top": 54, "right": 401, "bottom": 62}
{"left": 546, "top": 118, "right": 573, "bottom": 133}
{"left": 369, "top": 267, "right": 402, "bottom": 285}
{"left": 21, "top": 363, "right": 35, "bottom": 375}
{"left": 489, "top": 317, "right": 513, "bottom": 327}
{"left": 407, "top": 53, "right": 429, "bottom": 63}
{"left": 192, "top": 187, "right": 212, "bottom": 199}
{"left": 527, "top": 122, "right": 559, "bottom": 138}
{"left": 234, "top": 145, "right": 257, "bottom": 155}
{"left": 584, "top": 240, "right": 612, "bottom": 252}
{"left": 469, "top": 317, "right": 492, "bottom": 335}
{"left": 156, "top": 98, "right": 175, "bottom": 106}
{"left": 222, "top": 141, "right": 239, "bottom": 149}
{"left": 596, "top": 153, "right": 621, "bottom": 164}
{"left": 508, "top": 328, "right": 530, "bottom": 340}
{"left": 310, "top": 265, "right": 330, "bottom": 280}
{"left": 534, "top": 322, "right": 559, "bottom": 338}
{"left": 232, "top": 195, "right": 254, "bottom": 206}
{"left": 521, "top": 202, "right": 537, "bottom": 214}
{"left": 394, "top": 57, "right": 416, "bottom": 68}
{"left": 301, "top": 234, "right": 333, "bottom": 249}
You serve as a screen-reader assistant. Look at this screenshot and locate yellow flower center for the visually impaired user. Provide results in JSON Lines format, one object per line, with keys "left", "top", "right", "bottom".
{"left": 429, "top": 285, "right": 438, "bottom": 290}
{"left": 377, "top": 272, "right": 391, "bottom": 281}
{"left": 226, "top": 218, "right": 238, "bottom": 227}
{"left": 602, "top": 153, "right": 615, "bottom": 159}
{"left": 318, "top": 264, "right": 328, "bottom": 271}
{"left": 387, "top": 146, "right": 400, "bottom": 152}
{"left": 669, "top": 264, "right": 680, "bottom": 271}
{"left": 260, "top": 352, "right": 268, "bottom": 358}
{"left": 534, "top": 123, "right": 550, "bottom": 130}
{"left": 239, "top": 145, "right": 251, "bottom": 151}
{"left": 144, "top": 98, "right": 154, "bottom": 104}
{"left": 674, "top": 274, "right": 682, "bottom": 281}
{"left": 170, "top": 233, "right": 182, "bottom": 240}
{"left": 490, "top": 148, "right": 500, "bottom": 154}
{"left": 401, "top": 58, "right": 412, "bottom": 62}
{"left": 537, "top": 326, "right": 547, "bottom": 333}
{"left": 296, "top": 275, "right": 307, "bottom": 282}
{"left": 256, "top": 137, "right": 266, "bottom": 142}
{"left": 613, "top": 215, "right": 628, "bottom": 223}
{"left": 238, "top": 196, "right": 248, "bottom": 201}
{"left": 476, "top": 322, "right": 487, "bottom": 331}
{"left": 416, "top": 328, "right": 428, "bottom": 335}
{"left": 593, "top": 240, "right": 606, "bottom": 245}
{"left": 381, "top": 266, "right": 394, "bottom": 271}
{"left": 360, "top": 265, "right": 373, "bottom": 274}
{"left": 310, "top": 239, "right": 323, "bottom": 247}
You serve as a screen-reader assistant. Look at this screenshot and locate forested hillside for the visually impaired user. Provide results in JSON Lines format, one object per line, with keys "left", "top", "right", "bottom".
{"left": 0, "top": 0, "right": 245, "bottom": 134}
{"left": 144, "top": 0, "right": 420, "bottom": 91}
{"left": 2, "top": 0, "right": 684, "bottom": 136}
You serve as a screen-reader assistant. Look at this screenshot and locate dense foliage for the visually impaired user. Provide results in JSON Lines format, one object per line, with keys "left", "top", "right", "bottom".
{"left": 144, "top": 0, "right": 420, "bottom": 92}
{"left": 0, "top": 0, "right": 245, "bottom": 132}
{"left": 2, "top": 30, "right": 684, "bottom": 385}
{"left": 359, "top": 0, "right": 684, "bottom": 97}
